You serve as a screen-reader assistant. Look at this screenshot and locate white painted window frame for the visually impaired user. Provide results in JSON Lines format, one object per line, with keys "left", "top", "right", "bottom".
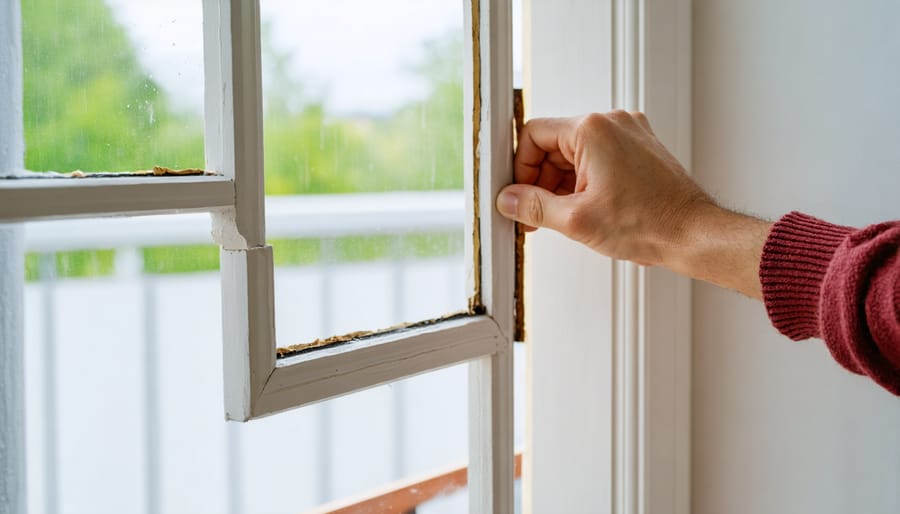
{"left": 524, "top": 1, "right": 691, "bottom": 513}
{"left": 1, "top": 0, "right": 516, "bottom": 510}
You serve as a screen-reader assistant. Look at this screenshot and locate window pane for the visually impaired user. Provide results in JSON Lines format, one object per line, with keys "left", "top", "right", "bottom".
{"left": 22, "top": 214, "right": 526, "bottom": 513}
{"left": 21, "top": 0, "right": 204, "bottom": 173}
{"left": 260, "top": 0, "right": 467, "bottom": 349}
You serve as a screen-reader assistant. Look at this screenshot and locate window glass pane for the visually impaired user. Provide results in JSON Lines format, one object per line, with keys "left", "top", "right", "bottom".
{"left": 259, "top": 0, "right": 467, "bottom": 350}
{"left": 22, "top": 215, "right": 530, "bottom": 513}
{"left": 21, "top": 0, "right": 204, "bottom": 174}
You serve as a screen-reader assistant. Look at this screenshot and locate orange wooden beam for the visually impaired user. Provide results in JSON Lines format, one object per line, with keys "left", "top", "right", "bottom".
{"left": 304, "top": 452, "right": 523, "bottom": 514}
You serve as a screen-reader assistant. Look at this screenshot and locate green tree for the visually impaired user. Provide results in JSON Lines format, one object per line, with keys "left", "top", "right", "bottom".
{"left": 370, "top": 36, "right": 464, "bottom": 191}
{"left": 261, "top": 31, "right": 463, "bottom": 195}
{"left": 22, "top": 0, "right": 203, "bottom": 172}
{"left": 21, "top": 0, "right": 465, "bottom": 278}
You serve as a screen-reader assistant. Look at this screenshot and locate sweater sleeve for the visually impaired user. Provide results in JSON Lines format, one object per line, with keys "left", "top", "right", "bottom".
{"left": 759, "top": 212, "right": 900, "bottom": 395}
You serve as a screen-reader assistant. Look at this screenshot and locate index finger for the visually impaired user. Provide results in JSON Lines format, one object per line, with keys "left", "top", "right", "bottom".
{"left": 515, "top": 117, "right": 579, "bottom": 185}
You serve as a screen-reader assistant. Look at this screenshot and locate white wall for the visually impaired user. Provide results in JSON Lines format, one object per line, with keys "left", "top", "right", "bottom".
{"left": 524, "top": 1, "right": 615, "bottom": 511}
{"left": 692, "top": 1, "right": 900, "bottom": 513}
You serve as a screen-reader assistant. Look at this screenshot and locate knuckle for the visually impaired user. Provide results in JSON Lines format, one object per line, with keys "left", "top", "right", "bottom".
{"left": 525, "top": 193, "right": 545, "bottom": 227}
{"left": 630, "top": 110, "right": 649, "bottom": 123}
{"left": 577, "top": 112, "right": 611, "bottom": 137}
{"left": 608, "top": 109, "right": 630, "bottom": 121}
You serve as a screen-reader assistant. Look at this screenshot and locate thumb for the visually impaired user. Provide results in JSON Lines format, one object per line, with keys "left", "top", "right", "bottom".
{"left": 496, "top": 184, "right": 572, "bottom": 233}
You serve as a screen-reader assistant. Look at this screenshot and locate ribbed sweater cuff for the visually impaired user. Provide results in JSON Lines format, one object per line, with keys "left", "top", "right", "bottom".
{"left": 760, "top": 212, "right": 854, "bottom": 340}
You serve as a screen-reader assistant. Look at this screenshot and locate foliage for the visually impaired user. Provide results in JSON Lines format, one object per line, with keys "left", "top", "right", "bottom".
{"left": 22, "top": 0, "right": 464, "bottom": 279}
{"left": 22, "top": 0, "right": 203, "bottom": 172}
{"left": 261, "top": 27, "right": 464, "bottom": 194}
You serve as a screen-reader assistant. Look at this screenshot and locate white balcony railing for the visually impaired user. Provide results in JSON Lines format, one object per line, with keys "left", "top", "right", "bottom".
{"left": 22, "top": 192, "right": 523, "bottom": 514}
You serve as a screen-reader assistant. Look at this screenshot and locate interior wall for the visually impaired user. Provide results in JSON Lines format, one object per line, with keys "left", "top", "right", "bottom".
{"left": 524, "top": 1, "right": 616, "bottom": 512}
{"left": 692, "top": 1, "right": 900, "bottom": 513}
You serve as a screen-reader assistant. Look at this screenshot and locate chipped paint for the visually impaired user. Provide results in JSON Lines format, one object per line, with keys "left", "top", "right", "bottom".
{"left": 467, "top": 0, "right": 483, "bottom": 315}
{"left": 276, "top": 311, "right": 472, "bottom": 358}
{"left": 8, "top": 166, "right": 219, "bottom": 179}
{"left": 513, "top": 88, "right": 526, "bottom": 342}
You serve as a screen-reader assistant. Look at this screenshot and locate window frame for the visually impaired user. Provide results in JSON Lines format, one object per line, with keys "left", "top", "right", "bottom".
{"left": 524, "top": 0, "right": 692, "bottom": 512}
{"left": 219, "top": 0, "right": 515, "bottom": 506}
{"left": 1, "top": 0, "right": 517, "bottom": 510}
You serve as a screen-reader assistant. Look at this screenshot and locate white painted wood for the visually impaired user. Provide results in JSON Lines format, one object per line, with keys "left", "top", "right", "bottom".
{"left": 205, "top": 14, "right": 518, "bottom": 514}
{"left": 525, "top": 0, "right": 691, "bottom": 513}
{"left": 641, "top": 2, "right": 692, "bottom": 513}
{"left": 0, "top": 176, "right": 234, "bottom": 222}
{"left": 612, "top": 2, "right": 692, "bottom": 514}
{"left": 24, "top": 192, "right": 464, "bottom": 252}
{"left": 205, "top": 0, "right": 277, "bottom": 421}
{"left": 469, "top": 348, "right": 514, "bottom": 514}
{"left": 466, "top": 0, "right": 516, "bottom": 512}
{"left": 1, "top": 3, "right": 25, "bottom": 512}
{"left": 692, "top": 2, "right": 900, "bottom": 513}
{"left": 203, "top": 0, "right": 266, "bottom": 250}
{"left": 257, "top": 316, "right": 504, "bottom": 417}
{"left": 610, "top": 3, "right": 644, "bottom": 512}
{"left": 523, "top": 1, "right": 616, "bottom": 512}
{"left": 220, "top": 246, "right": 276, "bottom": 421}
{"left": 0, "top": 225, "right": 25, "bottom": 514}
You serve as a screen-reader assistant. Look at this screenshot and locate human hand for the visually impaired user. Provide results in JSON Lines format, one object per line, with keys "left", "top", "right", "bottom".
{"left": 496, "top": 111, "right": 771, "bottom": 298}
{"left": 497, "top": 111, "right": 712, "bottom": 266}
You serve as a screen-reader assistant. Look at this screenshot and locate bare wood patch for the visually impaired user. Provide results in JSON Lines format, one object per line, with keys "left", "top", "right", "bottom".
{"left": 276, "top": 311, "right": 472, "bottom": 358}
{"left": 11, "top": 166, "right": 219, "bottom": 179}
{"left": 513, "top": 88, "right": 526, "bottom": 342}
{"left": 468, "top": 0, "right": 484, "bottom": 315}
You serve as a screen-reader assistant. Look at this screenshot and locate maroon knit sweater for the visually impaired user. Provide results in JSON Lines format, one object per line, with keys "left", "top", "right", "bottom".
{"left": 760, "top": 212, "right": 900, "bottom": 395}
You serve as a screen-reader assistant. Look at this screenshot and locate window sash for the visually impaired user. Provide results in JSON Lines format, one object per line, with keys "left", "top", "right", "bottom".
{"left": 0, "top": 176, "right": 233, "bottom": 222}
{"left": 2, "top": 0, "right": 518, "bottom": 511}
{"left": 211, "top": 1, "right": 516, "bottom": 510}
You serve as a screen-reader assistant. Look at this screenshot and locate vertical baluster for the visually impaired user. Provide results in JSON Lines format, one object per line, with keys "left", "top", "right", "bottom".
{"left": 226, "top": 422, "right": 244, "bottom": 514}
{"left": 317, "top": 238, "right": 336, "bottom": 504}
{"left": 131, "top": 246, "right": 161, "bottom": 514}
{"left": 390, "top": 236, "right": 407, "bottom": 481}
{"left": 39, "top": 253, "right": 58, "bottom": 514}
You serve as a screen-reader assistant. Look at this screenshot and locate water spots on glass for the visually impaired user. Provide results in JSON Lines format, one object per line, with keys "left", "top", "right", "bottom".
{"left": 259, "top": 0, "right": 467, "bottom": 345}
{"left": 21, "top": 0, "right": 203, "bottom": 173}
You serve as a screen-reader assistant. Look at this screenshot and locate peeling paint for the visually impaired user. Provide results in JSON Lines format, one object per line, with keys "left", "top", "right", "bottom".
{"left": 513, "top": 88, "right": 526, "bottom": 342}
{"left": 276, "top": 311, "right": 472, "bottom": 358}
{"left": 211, "top": 208, "right": 249, "bottom": 250}
{"left": 3, "top": 166, "right": 219, "bottom": 179}
{"left": 468, "top": 0, "right": 483, "bottom": 315}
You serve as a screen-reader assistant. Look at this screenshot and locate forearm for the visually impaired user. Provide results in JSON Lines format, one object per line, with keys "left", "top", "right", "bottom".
{"left": 663, "top": 203, "right": 772, "bottom": 299}
{"left": 758, "top": 212, "right": 900, "bottom": 394}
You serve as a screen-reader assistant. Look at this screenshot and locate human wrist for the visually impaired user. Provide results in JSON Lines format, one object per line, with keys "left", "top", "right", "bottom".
{"left": 662, "top": 203, "right": 772, "bottom": 299}
{"left": 652, "top": 198, "right": 722, "bottom": 270}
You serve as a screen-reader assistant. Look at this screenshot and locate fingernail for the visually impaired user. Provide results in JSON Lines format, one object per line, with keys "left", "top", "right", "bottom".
{"left": 497, "top": 190, "right": 519, "bottom": 218}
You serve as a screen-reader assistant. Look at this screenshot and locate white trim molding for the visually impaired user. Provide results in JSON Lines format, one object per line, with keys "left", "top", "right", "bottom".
{"left": 612, "top": 2, "right": 692, "bottom": 513}
{"left": 525, "top": 0, "right": 691, "bottom": 513}
{"left": 0, "top": 0, "right": 26, "bottom": 511}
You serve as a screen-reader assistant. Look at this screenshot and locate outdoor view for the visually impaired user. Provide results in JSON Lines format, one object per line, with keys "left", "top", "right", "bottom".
{"left": 20, "top": 0, "right": 525, "bottom": 513}
{"left": 22, "top": 0, "right": 465, "bottom": 298}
